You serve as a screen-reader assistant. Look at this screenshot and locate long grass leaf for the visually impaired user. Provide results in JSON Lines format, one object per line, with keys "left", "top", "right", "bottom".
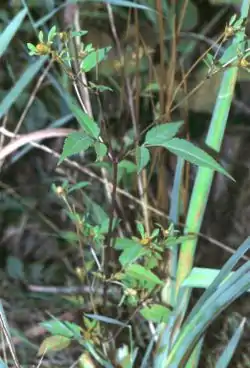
{"left": 0, "top": 57, "right": 48, "bottom": 120}
{"left": 215, "top": 318, "right": 246, "bottom": 368}
{"left": 165, "top": 263, "right": 250, "bottom": 366}
{"left": 185, "top": 237, "right": 250, "bottom": 325}
{"left": 0, "top": 8, "right": 27, "bottom": 58}
{"left": 91, "top": 0, "right": 154, "bottom": 10}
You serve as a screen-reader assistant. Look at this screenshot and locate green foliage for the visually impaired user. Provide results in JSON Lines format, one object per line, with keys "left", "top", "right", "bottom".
{"left": 0, "top": 8, "right": 27, "bottom": 58}
{"left": 58, "top": 132, "right": 94, "bottom": 164}
{"left": 135, "top": 146, "right": 150, "bottom": 173}
{"left": 38, "top": 335, "right": 71, "bottom": 356}
{"left": 0, "top": 57, "right": 47, "bottom": 120}
{"left": 81, "top": 46, "right": 112, "bottom": 72}
{"left": 41, "top": 319, "right": 82, "bottom": 339}
{"left": 140, "top": 304, "right": 170, "bottom": 323}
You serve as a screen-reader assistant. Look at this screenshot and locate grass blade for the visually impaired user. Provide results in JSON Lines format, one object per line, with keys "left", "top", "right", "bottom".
{"left": 185, "top": 237, "right": 250, "bottom": 325}
{"left": 215, "top": 318, "right": 246, "bottom": 368}
{"left": 0, "top": 57, "right": 48, "bottom": 120}
{"left": 165, "top": 262, "right": 250, "bottom": 366}
{"left": 0, "top": 8, "right": 27, "bottom": 58}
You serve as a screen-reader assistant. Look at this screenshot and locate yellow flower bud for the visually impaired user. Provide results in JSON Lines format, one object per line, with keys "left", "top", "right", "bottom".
{"left": 35, "top": 43, "right": 50, "bottom": 55}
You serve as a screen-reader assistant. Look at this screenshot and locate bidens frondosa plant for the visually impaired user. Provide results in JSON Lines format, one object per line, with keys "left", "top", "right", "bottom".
{"left": 22, "top": 4, "right": 250, "bottom": 366}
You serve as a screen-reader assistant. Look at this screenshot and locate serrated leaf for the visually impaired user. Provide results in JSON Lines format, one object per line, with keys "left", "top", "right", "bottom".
{"left": 90, "top": 83, "right": 113, "bottom": 92}
{"left": 114, "top": 238, "right": 141, "bottom": 250}
{"left": 145, "top": 122, "right": 183, "bottom": 145}
{"left": 71, "top": 30, "right": 88, "bottom": 37}
{"left": 38, "top": 30, "right": 44, "bottom": 43}
{"left": 117, "top": 159, "right": 137, "bottom": 182}
{"left": 68, "top": 99, "right": 100, "bottom": 139}
{"left": 144, "top": 82, "right": 160, "bottom": 93}
{"left": 140, "top": 304, "right": 170, "bottom": 323}
{"left": 59, "top": 231, "right": 79, "bottom": 242}
{"left": 68, "top": 181, "right": 90, "bottom": 193}
{"left": 0, "top": 8, "right": 27, "bottom": 58}
{"left": 136, "top": 146, "right": 150, "bottom": 173}
{"left": 162, "top": 138, "right": 234, "bottom": 180}
{"left": 38, "top": 335, "right": 71, "bottom": 356}
{"left": 119, "top": 243, "right": 147, "bottom": 267}
{"left": 100, "top": 217, "right": 119, "bottom": 234}
{"left": 47, "top": 25, "right": 57, "bottom": 43}
{"left": 81, "top": 46, "right": 112, "bottom": 72}
{"left": 41, "top": 319, "right": 81, "bottom": 338}
{"left": 136, "top": 222, "right": 145, "bottom": 238}
{"left": 27, "top": 43, "right": 37, "bottom": 52}
{"left": 118, "top": 160, "right": 137, "bottom": 173}
{"left": 94, "top": 141, "right": 107, "bottom": 161}
{"left": 58, "top": 132, "right": 93, "bottom": 164}
{"left": 146, "top": 256, "right": 159, "bottom": 269}
{"left": 126, "top": 264, "right": 163, "bottom": 285}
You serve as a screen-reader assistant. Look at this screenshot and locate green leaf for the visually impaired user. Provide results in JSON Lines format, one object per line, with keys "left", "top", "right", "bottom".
{"left": 81, "top": 46, "right": 112, "bottom": 72}
{"left": 229, "top": 14, "right": 237, "bottom": 26}
{"left": 0, "top": 8, "right": 27, "bottom": 58}
{"left": 117, "top": 159, "right": 137, "bottom": 182}
{"left": 119, "top": 243, "right": 147, "bottom": 267}
{"left": 146, "top": 256, "right": 159, "bottom": 269}
{"left": 59, "top": 231, "right": 79, "bottom": 243}
{"left": 144, "top": 82, "right": 160, "bottom": 93}
{"left": 126, "top": 264, "right": 163, "bottom": 285}
{"left": 82, "top": 193, "right": 109, "bottom": 226}
{"left": 136, "top": 222, "right": 145, "bottom": 238}
{"left": 203, "top": 52, "right": 215, "bottom": 69}
{"left": 140, "top": 304, "right": 170, "bottom": 323}
{"left": 178, "top": 0, "right": 198, "bottom": 31}
{"left": 99, "top": 217, "right": 119, "bottom": 234}
{"left": 145, "top": 122, "right": 183, "bottom": 145}
{"left": 38, "top": 335, "right": 71, "bottom": 356}
{"left": 84, "top": 313, "right": 128, "bottom": 327}
{"left": 68, "top": 181, "right": 90, "bottom": 193}
{"left": 182, "top": 267, "right": 221, "bottom": 289}
{"left": 38, "top": 30, "right": 44, "bottom": 43}
{"left": 41, "top": 319, "right": 81, "bottom": 338}
{"left": 90, "top": 83, "right": 113, "bottom": 92}
{"left": 71, "top": 30, "right": 88, "bottom": 37}
{"left": 162, "top": 138, "right": 234, "bottom": 180}
{"left": 47, "top": 25, "right": 57, "bottom": 43}
{"left": 68, "top": 99, "right": 100, "bottom": 139}
{"left": 0, "top": 57, "right": 47, "bottom": 120}
{"left": 118, "top": 160, "right": 137, "bottom": 173}
{"left": 59, "top": 132, "right": 93, "bottom": 164}
{"left": 114, "top": 238, "right": 141, "bottom": 250}
{"left": 100, "top": 0, "right": 154, "bottom": 10}
{"left": 94, "top": 141, "right": 107, "bottom": 161}
{"left": 27, "top": 43, "right": 37, "bottom": 53}
{"left": 136, "top": 146, "right": 150, "bottom": 173}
